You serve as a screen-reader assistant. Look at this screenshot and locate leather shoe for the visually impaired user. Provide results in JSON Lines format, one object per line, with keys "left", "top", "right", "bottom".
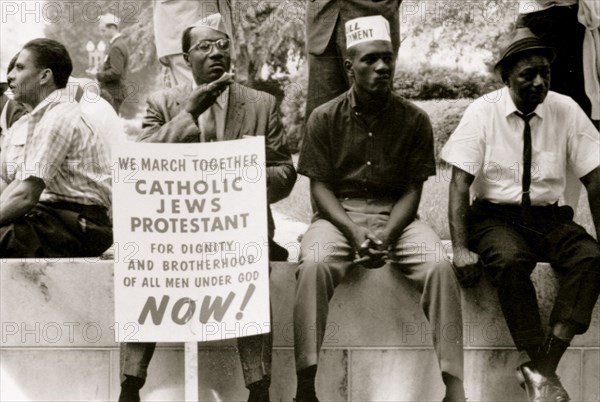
{"left": 516, "top": 363, "right": 567, "bottom": 402}
{"left": 118, "top": 375, "right": 144, "bottom": 402}
{"left": 546, "top": 375, "right": 570, "bottom": 402}
{"left": 118, "top": 386, "right": 140, "bottom": 402}
{"left": 294, "top": 393, "right": 319, "bottom": 402}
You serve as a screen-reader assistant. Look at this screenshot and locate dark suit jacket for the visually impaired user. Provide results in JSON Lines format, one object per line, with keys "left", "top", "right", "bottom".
{"left": 306, "top": 0, "right": 402, "bottom": 55}
{"left": 138, "top": 82, "right": 296, "bottom": 237}
{"left": 97, "top": 35, "right": 129, "bottom": 105}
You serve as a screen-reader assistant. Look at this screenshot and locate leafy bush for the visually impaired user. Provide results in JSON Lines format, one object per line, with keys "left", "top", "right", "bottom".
{"left": 393, "top": 66, "right": 501, "bottom": 100}
{"left": 279, "top": 66, "right": 308, "bottom": 154}
{"left": 279, "top": 66, "right": 501, "bottom": 154}
{"left": 414, "top": 99, "right": 472, "bottom": 162}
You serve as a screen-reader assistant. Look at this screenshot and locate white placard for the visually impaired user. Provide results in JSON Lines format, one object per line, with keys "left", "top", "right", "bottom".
{"left": 112, "top": 137, "right": 269, "bottom": 342}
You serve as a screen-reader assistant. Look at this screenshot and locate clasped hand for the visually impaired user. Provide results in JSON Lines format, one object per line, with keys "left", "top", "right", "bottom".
{"left": 351, "top": 227, "right": 390, "bottom": 269}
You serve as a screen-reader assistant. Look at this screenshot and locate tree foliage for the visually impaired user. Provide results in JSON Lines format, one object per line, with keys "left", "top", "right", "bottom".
{"left": 230, "top": 0, "right": 305, "bottom": 85}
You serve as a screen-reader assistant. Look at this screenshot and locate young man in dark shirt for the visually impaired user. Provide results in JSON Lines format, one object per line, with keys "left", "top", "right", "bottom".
{"left": 294, "top": 15, "right": 466, "bottom": 402}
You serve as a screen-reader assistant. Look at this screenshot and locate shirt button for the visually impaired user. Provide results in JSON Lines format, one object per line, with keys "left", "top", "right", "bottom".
{"left": 368, "top": 132, "right": 373, "bottom": 137}
{"left": 366, "top": 161, "right": 372, "bottom": 166}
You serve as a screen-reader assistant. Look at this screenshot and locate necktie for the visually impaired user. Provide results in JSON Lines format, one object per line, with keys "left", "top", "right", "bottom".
{"left": 201, "top": 105, "right": 217, "bottom": 143}
{"left": 516, "top": 112, "right": 535, "bottom": 213}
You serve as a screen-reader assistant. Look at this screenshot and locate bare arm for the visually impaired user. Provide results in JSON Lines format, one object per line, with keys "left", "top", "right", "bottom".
{"left": 580, "top": 166, "right": 600, "bottom": 240}
{"left": 0, "top": 177, "right": 45, "bottom": 226}
{"left": 376, "top": 182, "right": 422, "bottom": 248}
{"left": 448, "top": 165, "right": 482, "bottom": 287}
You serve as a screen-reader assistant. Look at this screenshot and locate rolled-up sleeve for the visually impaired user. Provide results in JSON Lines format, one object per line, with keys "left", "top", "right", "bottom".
{"left": 568, "top": 103, "right": 600, "bottom": 178}
{"left": 440, "top": 101, "right": 485, "bottom": 176}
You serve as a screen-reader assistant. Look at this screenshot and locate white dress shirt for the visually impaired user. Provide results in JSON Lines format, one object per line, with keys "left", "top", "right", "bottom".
{"left": 192, "top": 82, "right": 229, "bottom": 141}
{"left": 441, "top": 87, "right": 600, "bottom": 206}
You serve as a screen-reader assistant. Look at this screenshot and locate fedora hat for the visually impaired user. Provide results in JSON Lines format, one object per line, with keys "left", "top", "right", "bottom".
{"left": 494, "top": 28, "right": 556, "bottom": 73}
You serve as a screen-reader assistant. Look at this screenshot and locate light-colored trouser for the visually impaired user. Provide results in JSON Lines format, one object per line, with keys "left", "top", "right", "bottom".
{"left": 294, "top": 198, "right": 464, "bottom": 380}
{"left": 120, "top": 332, "right": 272, "bottom": 387}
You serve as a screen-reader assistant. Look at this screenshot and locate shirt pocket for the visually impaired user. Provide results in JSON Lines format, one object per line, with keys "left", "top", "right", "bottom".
{"left": 7, "top": 129, "right": 26, "bottom": 161}
{"left": 533, "top": 151, "right": 564, "bottom": 182}
{"left": 4, "top": 130, "right": 26, "bottom": 180}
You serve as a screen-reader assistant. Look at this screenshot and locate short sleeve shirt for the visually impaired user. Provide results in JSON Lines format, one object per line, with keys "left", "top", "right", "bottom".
{"left": 441, "top": 88, "right": 600, "bottom": 206}
{"left": 298, "top": 88, "right": 436, "bottom": 198}
{"left": 1, "top": 89, "right": 112, "bottom": 208}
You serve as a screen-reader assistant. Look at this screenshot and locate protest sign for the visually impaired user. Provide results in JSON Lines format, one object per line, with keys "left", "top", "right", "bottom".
{"left": 112, "top": 137, "right": 269, "bottom": 342}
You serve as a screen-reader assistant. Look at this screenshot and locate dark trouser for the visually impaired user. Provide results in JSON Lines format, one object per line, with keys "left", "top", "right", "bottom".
{"left": 120, "top": 332, "right": 272, "bottom": 387}
{"left": 0, "top": 202, "right": 113, "bottom": 258}
{"left": 517, "top": 5, "right": 591, "bottom": 118}
{"left": 121, "top": 266, "right": 274, "bottom": 388}
{"left": 306, "top": 19, "right": 350, "bottom": 123}
{"left": 468, "top": 201, "right": 600, "bottom": 355}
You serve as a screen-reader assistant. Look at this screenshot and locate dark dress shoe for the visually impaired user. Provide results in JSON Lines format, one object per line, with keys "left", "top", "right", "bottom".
{"left": 547, "top": 375, "right": 570, "bottom": 402}
{"left": 118, "top": 376, "right": 144, "bottom": 402}
{"left": 294, "top": 392, "right": 320, "bottom": 402}
{"left": 293, "top": 398, "right": 319, "bottom": 402}
{"left": 516, "top": 363, "right": 566, "bottom": 402}
{"left": 247, "top": 387, "right": 270, "bottom": 402}
{"left": 442, "top": 373, "right": 466, "bottom": 402}
{"left": 118, "top": 387, "right": 140, "bottom": 402}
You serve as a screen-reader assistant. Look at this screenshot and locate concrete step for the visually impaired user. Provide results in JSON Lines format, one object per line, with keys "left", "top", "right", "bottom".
{"left": 1, "top": 260, "right": 598, "bottom": 401}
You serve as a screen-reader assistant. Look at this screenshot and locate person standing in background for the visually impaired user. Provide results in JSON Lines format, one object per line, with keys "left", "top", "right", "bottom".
{"left": 153, "top": 0, "right": 234, "bottom": 88}
{"left": 517, "top": 0, "right": 599, "bottom": 125}
{"left": 304, "top": 0, "right": 403, "bottom": 121}
{"left": 93, "top": 13, "right": 129, "bottom": 114}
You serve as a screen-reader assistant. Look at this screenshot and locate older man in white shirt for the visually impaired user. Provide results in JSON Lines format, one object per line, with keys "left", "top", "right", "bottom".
{"left": 443, "top": 28, "right": 600, "bottom": 402}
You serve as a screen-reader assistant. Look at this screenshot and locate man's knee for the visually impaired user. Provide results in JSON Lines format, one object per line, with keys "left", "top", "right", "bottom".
{"left": 296, "top": 261, "right": 331, "bottom": 284}
{"left": 0, "top": 222, "right": 39, "bottom": 257}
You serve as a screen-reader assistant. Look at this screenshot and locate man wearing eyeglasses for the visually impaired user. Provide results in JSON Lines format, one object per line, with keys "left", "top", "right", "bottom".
{"left": 118, "top": 13, "right": 296, "bottom": 402}
{"left": 153, "top": 0, "right": 234, "bottom": 88}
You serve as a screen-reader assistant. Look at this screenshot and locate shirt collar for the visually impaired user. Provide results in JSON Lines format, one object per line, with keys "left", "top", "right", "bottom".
{"left": 503, "top": 86, "right": 546, "bottom": 120}
{"left": 30, "top": 88, "right": 69, "bottom": 116}
{"left": 110, "top": 33, "right": 122, "bottom": 44}
{"left": 191, "top": 82, "right": 229, "bottom": 109}
{"left": 348, "top": 85, "right": 390, "bottom": 115}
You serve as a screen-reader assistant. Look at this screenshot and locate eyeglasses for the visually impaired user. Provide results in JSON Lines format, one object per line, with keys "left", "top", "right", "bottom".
{"left": 189, "top": 38, "right": 230, "bottom": 54}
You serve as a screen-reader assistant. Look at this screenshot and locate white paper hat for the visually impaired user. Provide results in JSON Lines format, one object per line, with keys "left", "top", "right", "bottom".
{"left": 186, "top": 13, "right": 229, "bottom": 38}
{"left": 345, "top": 15, "right": 391, "bottom": 49}
{"left": 99, "top": 13, "right": 120, "bottom": 27}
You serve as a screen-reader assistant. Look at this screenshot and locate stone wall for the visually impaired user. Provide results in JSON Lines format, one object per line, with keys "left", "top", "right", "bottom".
{"left": 1, "top": 260, "right": 598, "bottom": 401}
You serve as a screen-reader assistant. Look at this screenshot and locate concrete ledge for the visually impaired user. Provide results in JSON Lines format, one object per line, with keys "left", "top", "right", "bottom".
{"left": 1, "top": 260, "right": 599, "bottom": 401}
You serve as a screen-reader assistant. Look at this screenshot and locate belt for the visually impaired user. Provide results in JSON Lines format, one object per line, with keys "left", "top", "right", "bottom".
{"left": 471, "top": 200, "right": 573, "bottom": 221}
{"left": 40, "top": 201, "right": 109, "bottom": 222}
{"left": 336, "top": 190, "right": 404, "bottom": 200}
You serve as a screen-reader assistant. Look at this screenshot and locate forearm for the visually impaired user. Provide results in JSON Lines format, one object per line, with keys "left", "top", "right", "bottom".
{"left": 449, "top": 167, "right": 474, "bottom": 251}
{"left": 312, "top": 180, "right": 359, "bottom": 243}
{"left": 588, "top": 190, "right": 600, "bottom": 240}
{"left": 581, "top": 167, "right": 600, "bottom": 239}
{"left": 0, "top": 179, "right": 44, "bottom": 225}
{"left": 382, "top": 183, "right": 422, "bottom": 242}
